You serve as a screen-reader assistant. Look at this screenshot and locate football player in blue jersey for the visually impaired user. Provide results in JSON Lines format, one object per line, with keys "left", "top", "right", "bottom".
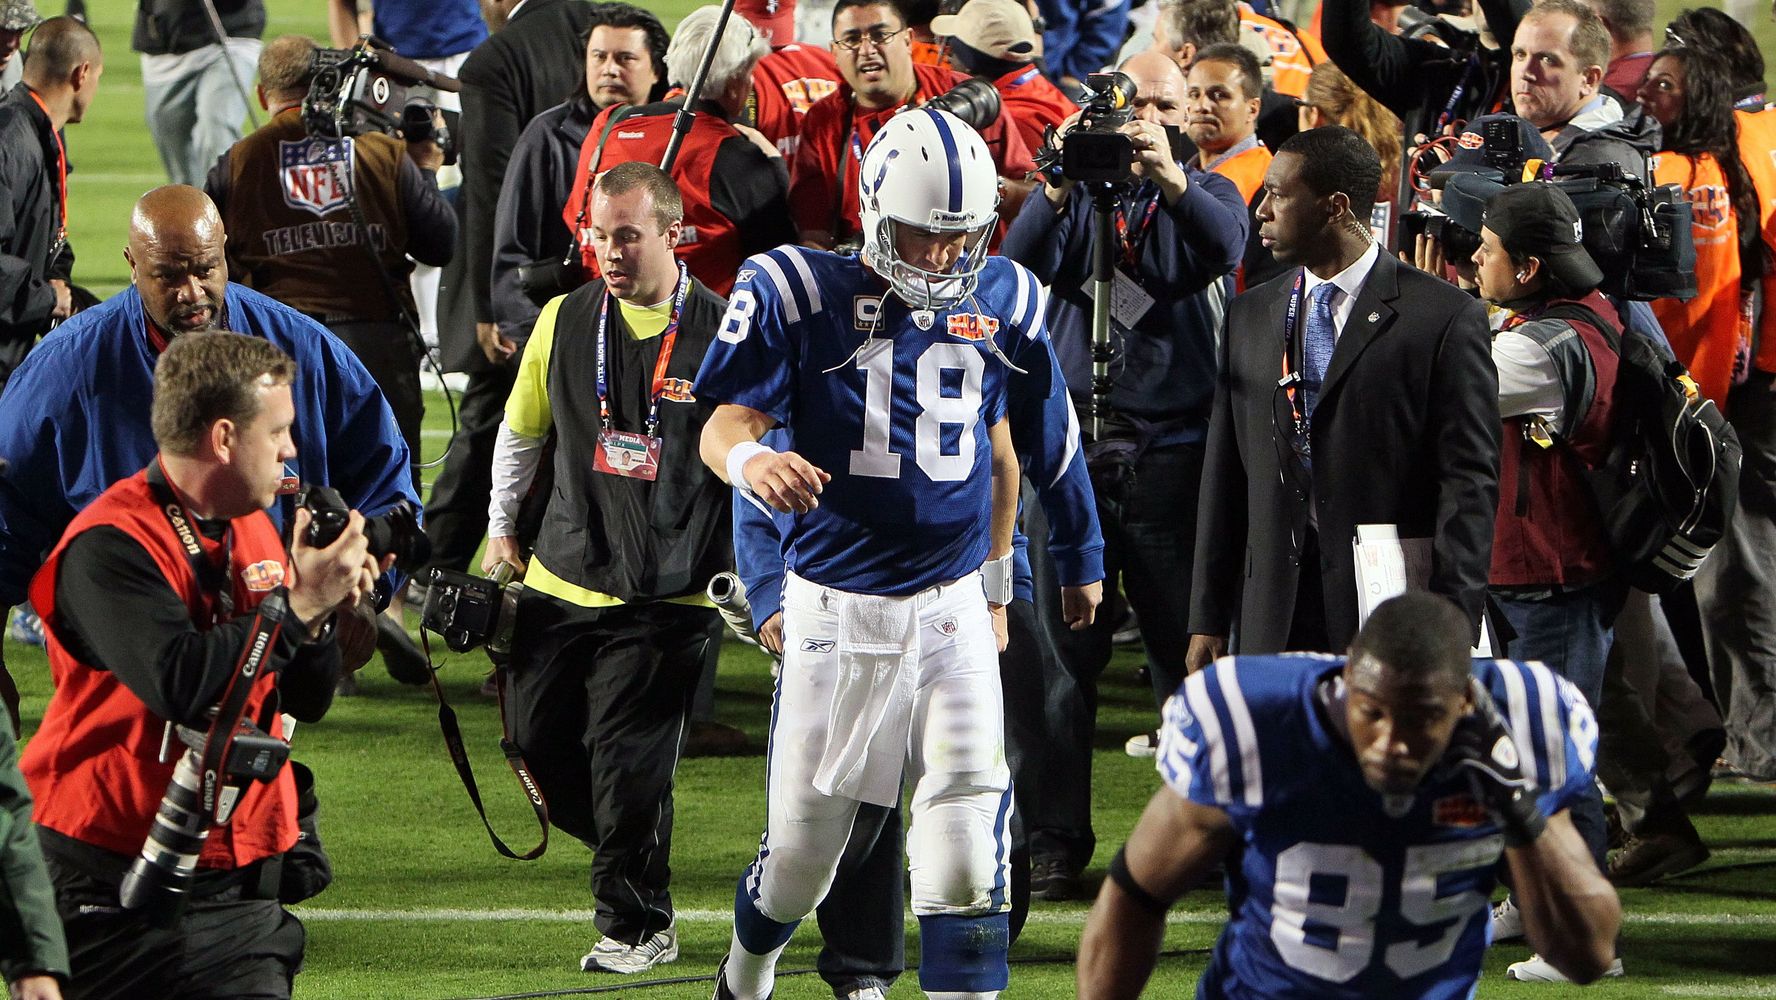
{"left": 697, "top": 107, "right": 1080, "bottom": 1000}
{"left": 1078, "top": 592, "right": 1622, "bottom": 999}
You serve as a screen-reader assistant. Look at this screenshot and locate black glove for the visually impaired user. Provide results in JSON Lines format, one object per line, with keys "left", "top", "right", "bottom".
{"left": 1444, "top": 678, "right": 1546, "bottom": 847}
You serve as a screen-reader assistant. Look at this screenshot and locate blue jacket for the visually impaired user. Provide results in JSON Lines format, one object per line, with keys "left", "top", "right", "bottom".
{"left": 1002, "top": 170, "right": 1248, "bottom": 447}
{"left": 1036, "top": 0, "right": 1131, "bottom": 86}
{"left": 0, "top": 283, "right": 418, "bottom": 608}
{"left": 732, "top": 351, "right": 1106, "bottom": 627}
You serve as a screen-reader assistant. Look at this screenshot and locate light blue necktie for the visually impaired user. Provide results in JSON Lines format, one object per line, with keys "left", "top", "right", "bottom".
{"left": 1298, "top": 281, "right": 1339, "bottom": 468}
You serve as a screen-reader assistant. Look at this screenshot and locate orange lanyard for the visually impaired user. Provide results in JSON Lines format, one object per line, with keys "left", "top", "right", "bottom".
{"left": 25, "top": 89, "right": 68, "bottom": 247}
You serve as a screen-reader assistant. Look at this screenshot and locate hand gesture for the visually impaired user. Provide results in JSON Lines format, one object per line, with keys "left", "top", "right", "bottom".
{"left": 743, "top": 450, "right": 832, "bottom": 514}
{"left": 1443, "top": 678, "right": 1546, "bottom": 846}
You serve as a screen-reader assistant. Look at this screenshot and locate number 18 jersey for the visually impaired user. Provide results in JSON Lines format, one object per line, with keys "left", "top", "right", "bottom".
{"left": 695, "top": 247, "right": 1054, "bottom": 596}
{"left": 1160, "top": 654, "right": 1598, "bottom": 1000}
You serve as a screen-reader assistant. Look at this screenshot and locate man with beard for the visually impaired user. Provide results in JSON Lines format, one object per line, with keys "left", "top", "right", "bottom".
{"left": 0, "top": 185, "right": 415, "bottom": 726}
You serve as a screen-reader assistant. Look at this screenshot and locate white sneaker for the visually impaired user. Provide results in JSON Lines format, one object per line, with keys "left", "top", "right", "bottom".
{"left": 1506, "top": 954, "right": 1625, "bottom": 982}
{"left": 1489, "top": 896, "right": 1524, "bottom": 943}
{"left": 580, "top": 922, "right": 679, "bottom": 974}
{"left": 842, "top": 989, "right": 887, "bottom": 1000}
{"left": 1125, "top": 731, "right": 1159, "bottom": 758}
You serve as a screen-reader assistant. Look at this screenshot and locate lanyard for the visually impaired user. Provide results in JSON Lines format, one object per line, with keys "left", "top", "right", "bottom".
{"left": 1114, "top": 184, "right": 1161, "bottom": 269}
{"left": 146, "top": 458, "right": 234, "bottom": 624}
{"left": 595, "top": 262, "right": 690, "bottom": 438}
{"left": 1279, "top": 270, "right": 1307, "bottom": 429}
{"left": 1008, "top": 66, "right": 1040, "bottom": 87}
{"left": 25, "top": 89, "right": 68, "bottom": 259}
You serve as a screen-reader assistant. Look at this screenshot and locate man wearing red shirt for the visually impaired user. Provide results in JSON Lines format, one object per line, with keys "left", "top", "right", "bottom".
{"left": 738, "top": 0, "right": 842, "bottom": 156}
{"left": 790, "top": 0, "right": 1035, "bottom": 249}
{"left": 932, "top": 0, "right": 1075, "bottom": 156}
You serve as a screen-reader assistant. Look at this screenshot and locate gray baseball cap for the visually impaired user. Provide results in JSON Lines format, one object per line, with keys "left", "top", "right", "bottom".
{"left": 0, "top": 0, "right": 42, "bottom": 31}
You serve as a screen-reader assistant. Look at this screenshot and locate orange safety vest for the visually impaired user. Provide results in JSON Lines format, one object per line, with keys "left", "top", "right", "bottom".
{"left": 1736, "top": 106, "right": 1776, "bottom": 373}
{"left": 1239, "top": 4, "right": 1326, "bottom": 99}
{"left": 1649, "top": 150, "right": 1748, "bottom": 409}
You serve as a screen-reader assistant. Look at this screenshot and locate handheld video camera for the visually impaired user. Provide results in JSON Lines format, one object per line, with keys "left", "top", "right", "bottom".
{"left": 1032, "top": 72, "right": 1146, "bottom": 186}
{"left": 421, "top": 562, "right": 523, "bottom": 657}
{"left": 302, "top": 36, "right": 462, "bottom": 165}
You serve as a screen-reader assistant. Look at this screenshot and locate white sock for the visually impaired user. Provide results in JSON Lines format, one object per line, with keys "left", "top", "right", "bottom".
{"left": 724, "top": 928, "right": 788, "bottom": 999}
{"left": 927, "top": 993, "right": 1000, "bottom": 999}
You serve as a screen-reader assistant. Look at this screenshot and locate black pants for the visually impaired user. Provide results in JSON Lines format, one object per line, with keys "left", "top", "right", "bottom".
{"left": 814, "top": 803, "right": 906, "bottom": 997}
{"left": 422, "top": 362, "right": 518, "bottom": 574}
{"left": 325, "top": 320, "right": 424, "bottom": 492}
{"left": 506, "top": 591, "right": 713, "bottom": 943}
{"left": 47, "top": 850, "right": 304, "bottom": 1000}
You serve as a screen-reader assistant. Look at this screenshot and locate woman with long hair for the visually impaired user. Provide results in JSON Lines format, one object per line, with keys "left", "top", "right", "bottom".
{"left": 1300, "top": 62, "right": 1403, "bottom": 219}
{"left": 1636, "top": 42, "right": 1768, "bottom": 407}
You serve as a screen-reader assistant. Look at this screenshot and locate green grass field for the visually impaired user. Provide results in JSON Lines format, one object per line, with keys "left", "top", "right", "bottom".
{"left": 19, "top": 0, "right": 1776, "bottom": 996}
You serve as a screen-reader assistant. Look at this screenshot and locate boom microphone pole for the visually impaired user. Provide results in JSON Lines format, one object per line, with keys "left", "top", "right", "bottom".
{"left": 661, "top": 0, "right": 739, "bottom": 171}
{"left": 198, "top": 0, "right": 260, "bottom": 130}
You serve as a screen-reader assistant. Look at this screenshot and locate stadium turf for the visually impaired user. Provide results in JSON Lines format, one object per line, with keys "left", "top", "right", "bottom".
{"left": 23, "top": 0, "right": 1776, "bottom": 995}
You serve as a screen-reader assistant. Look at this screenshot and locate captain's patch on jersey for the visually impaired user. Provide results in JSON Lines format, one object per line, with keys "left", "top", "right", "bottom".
{"left": 1433, "top": 793, "right": 1487, "bottom": 829}
{"left": 853, "top": 295, "right": 883, "bottom": 331}
{"left": 945, "top": 313, "right": 999, "bottom": 342}
{"left": 279, "top": 138, "right": 353, "bottom": 215}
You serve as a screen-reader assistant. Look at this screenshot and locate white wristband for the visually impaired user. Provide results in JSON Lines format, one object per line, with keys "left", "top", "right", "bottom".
{"left": 726, "top": 440, "right": 774, "bottom": 492}
{"left": 981, "top": 553, "right": 1013, "bottom": 605}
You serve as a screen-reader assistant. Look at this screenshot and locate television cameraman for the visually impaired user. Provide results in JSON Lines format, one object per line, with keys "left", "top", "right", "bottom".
{"left": 1001, "top": 50, "right": 1246, "bottom": 868}
{"left": 18, "top": 331, "right": 383, "bottom": 1000}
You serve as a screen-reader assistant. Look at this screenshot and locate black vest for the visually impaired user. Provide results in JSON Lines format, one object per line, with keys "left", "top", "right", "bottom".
{"left": 534, "top": 277, "right": 732, "bottom": 603}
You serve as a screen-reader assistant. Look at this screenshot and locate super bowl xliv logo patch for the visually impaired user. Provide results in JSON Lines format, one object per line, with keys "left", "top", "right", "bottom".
{"left": 1689, "top": 184, "right": 1731, "bottom": 230}
{"left": 241, "top": 560, "right": 287, "bottom": 592}
{"left": 946, "top": 313, "right": 999, "bottom": 342}
{"left": 1433, "top": 793, "right": 1487, "bottom": 829}
{"left": 661, "top": 377, "right": 695, "bottom": 402}
{"left": 1458, "top": 130, "right": 1486, "bottom": 150}
{"left": 279, "top": 138, "right": 353, "bottom": 216}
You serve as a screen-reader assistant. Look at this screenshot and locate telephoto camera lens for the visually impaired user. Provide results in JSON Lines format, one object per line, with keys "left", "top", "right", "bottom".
{"left": 922, "top": 78, "right": 1003, "bottom": 133}
{"left": 119, "top": 749, "right": 211, "bottom": 923}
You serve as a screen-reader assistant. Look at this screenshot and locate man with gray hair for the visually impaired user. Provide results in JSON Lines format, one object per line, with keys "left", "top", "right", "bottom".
{"left": 557, "top": 3, "right": 796, "bottom": 296}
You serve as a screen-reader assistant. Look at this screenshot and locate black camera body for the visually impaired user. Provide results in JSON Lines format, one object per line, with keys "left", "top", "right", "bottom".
{"left": 922, "top": 77, "right": 1002, "bottom": 134}
{"left": 296, "top": 484, "right": 431, "bottom": 570}
{"left": 302, "top": 37, "right": 459, "bottom": 165}
{"left": 421, "top": 563, "right": 522, "bottom": 655}
{"left": 1056, "top": 72, "right": 1138, "bottom": 185}
{"left": 1399, "top": 208, "right": 1481, "bottom": 263}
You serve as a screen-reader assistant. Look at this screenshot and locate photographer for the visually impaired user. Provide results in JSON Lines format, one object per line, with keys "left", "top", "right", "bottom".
{"left": 1468, "top": 181, "right": 1625, "bottom": 981}
{"left": 789, "top": 0, "right": 1035, "bottom": 249}
{"left": 1001, "top": 50, "right": 1245, "bottom": 864}
{"left": 931, "top": 0, "right": 1073, "bottom": 154}
{"left": 18, "top": 332, "right": 382, "bottom": 1000}
{"left": 204, "top": 34, "right": 455, "bottom": 493}
{"left": 483, "top": 164, "right": 730, "bottom": 975}
{"left": 559, "top": 5, "right": 795, "bottom": 297}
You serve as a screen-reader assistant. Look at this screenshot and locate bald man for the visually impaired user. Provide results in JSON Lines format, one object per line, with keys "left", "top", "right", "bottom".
{"left": 0, "top": 184, "right": 418, "bottom": 726}
{"left": 0, "top": 15, "right": 102, "bottom": 393}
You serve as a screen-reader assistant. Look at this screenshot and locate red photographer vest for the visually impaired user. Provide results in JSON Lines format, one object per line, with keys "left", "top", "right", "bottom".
{"left": 20, "top": 466, "right": 299, "bottom": 868}
{"left": 1490, "top": 293, "right": 1621, "bottom": 587}
{"left": 562, "top": 102, "right": 746, "bottom": 296}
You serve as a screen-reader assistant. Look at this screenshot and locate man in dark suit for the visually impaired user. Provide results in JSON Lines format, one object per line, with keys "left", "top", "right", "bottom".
{"left": 423, "top": 0, "right": 595, "bottom": 582}
{"left": 1186, "top": 126, "right": 1499, "bottom": 667}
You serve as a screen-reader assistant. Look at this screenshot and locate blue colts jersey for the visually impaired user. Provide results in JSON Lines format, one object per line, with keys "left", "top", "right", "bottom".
{"left": 695, "top": 248, "right": 1054, "bottom": 596}
{"left": 1159, "top": 655, "right": 1598, "bottom": 1000}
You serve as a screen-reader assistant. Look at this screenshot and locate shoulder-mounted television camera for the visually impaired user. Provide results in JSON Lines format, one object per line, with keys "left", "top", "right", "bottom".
{"left": 302, "top": 36, "right": 462, "bottom": 165}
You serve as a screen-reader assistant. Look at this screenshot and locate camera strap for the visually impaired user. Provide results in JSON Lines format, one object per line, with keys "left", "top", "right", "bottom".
{"left": 419, "top": 630, "right": 549, "bottom": 860}
{"left": 147, "top": 459, "right": 234, "bottom": 624}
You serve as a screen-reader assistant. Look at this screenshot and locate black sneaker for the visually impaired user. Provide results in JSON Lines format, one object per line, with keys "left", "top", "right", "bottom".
{"left": 1030, "top": 857, "right": 1081, "bottom": 901}
{"left": 711, "top": 955, "right": 771, "bottom": 1000}
{"left": 377, "top": 614, "right": 431, "bottom": 685}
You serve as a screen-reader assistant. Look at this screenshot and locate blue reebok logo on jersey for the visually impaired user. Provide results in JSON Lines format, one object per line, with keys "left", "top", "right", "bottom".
{"left": 801, "top": 638, "right": 835, "bottom": 653}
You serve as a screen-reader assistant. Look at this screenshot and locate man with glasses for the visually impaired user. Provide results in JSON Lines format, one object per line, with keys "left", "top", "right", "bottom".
{"left": 789, "top": 0, "right": 1035, "bottom": 251}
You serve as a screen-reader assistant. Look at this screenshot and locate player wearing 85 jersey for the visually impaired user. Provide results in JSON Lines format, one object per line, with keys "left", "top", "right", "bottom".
{"left": 698, "top": 108, "right": 1063, "bottom": 1000}
{"left": 1079, "top": 592, "right": 1623, "bottom": 999}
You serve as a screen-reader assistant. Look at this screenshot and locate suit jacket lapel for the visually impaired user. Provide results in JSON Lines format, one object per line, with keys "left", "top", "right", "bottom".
{"left": 1320, "top": 253, "right": 1400, "bottom": 404}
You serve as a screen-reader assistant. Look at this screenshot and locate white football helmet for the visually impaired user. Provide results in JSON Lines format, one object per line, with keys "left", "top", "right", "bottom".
{"left": 857, "top": 107, "right": 1000, "bottom": 310}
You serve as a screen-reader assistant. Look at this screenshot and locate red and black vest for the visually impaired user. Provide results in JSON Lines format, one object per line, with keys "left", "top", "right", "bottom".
{"left": 1490, "top": 291, "right": 1621, "bottom": 587}
{"left": 20, "top": 467, "right": 300, "bottom": 868}
{"left": 562, "top": 101, "right": 747, "bottom": 296}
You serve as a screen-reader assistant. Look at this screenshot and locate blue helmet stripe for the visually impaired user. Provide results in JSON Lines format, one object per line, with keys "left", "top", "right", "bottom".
{"left": 925, "top": 108, "right": 963, "bottom": 213}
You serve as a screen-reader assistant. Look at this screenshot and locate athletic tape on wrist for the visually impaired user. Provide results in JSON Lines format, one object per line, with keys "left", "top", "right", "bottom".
{"left": 981, "top": 554, "right": 1013, "bottom": 605}
{"left": 726, "top": 440, "right": 774, "bottom": 493}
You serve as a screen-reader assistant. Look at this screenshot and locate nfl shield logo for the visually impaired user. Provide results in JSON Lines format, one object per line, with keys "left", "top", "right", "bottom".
{"left": 280, "top": 138, "right": 354, "bottom": 216}
{"left": 936, "top": 616, "right": 960, "bottom": 636}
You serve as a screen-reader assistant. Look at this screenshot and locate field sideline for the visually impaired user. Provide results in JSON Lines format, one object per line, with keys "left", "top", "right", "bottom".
{"left": 19, "top": 0, "right": 1776, "bottom": 996}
